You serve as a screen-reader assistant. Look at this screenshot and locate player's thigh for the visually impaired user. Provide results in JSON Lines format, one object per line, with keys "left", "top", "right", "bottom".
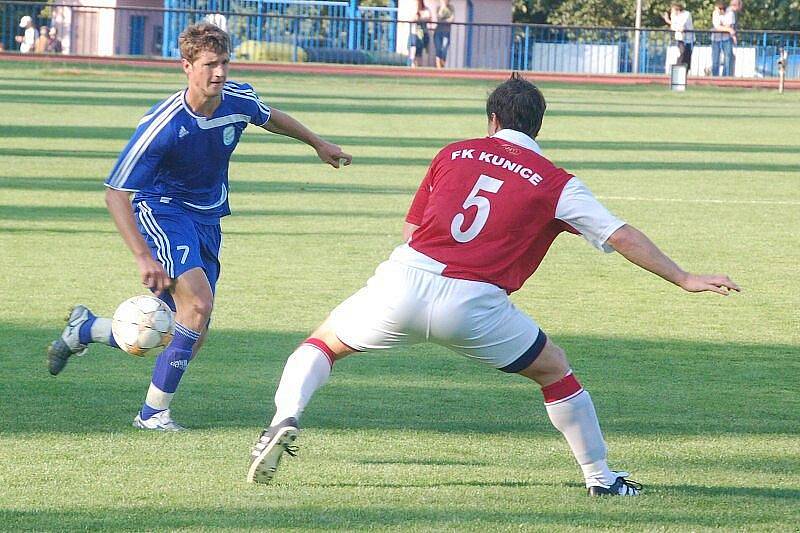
{"left": 430, "top": 281, "right": 545, "bottom": 372}
{"left": 196, "top": 222, "right": 223, "bottom": 295}
{"left": 135, "top": 202, "right": 205, "bottom": 304}
{"left": 327, "top": 261, "right": 428, "bottom": 353}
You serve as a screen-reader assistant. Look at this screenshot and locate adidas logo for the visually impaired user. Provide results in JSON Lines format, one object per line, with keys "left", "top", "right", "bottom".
{"left": 170, "top": 359, "right": 189, "bottom": 371}
{"left": 178, "top": 126, "right": 189, "bottom": 139}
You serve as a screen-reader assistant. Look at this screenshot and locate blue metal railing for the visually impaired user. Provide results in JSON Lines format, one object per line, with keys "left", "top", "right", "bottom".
{"left": 1, "top": 1, "right": 798, "bottom": 79}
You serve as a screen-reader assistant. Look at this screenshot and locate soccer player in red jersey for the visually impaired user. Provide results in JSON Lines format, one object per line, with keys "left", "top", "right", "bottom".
{"left": 247, "top": 74, "right": 739, "bottom": 495}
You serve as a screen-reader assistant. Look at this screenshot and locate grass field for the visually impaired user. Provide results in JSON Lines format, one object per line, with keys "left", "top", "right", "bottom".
{"left": 1, "top": 61, "right": 798, "bottom": 531}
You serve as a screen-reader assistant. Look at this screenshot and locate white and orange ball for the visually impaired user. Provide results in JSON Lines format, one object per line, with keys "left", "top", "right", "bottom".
{"left": 112, "top": 295, "right": 175, "bottom": 357}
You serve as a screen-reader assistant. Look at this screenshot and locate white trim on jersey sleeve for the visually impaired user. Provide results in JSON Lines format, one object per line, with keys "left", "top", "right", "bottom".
{"left": 103, "top": 182, "right": 139, "bottom": 193}
{"left": 555, "top": 177, "right": 625, "bottom": 253}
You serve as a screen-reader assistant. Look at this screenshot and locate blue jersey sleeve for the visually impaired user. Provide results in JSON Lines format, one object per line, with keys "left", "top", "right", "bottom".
{"left": 105, "top": 94, "right": 181, "bottom": 191}
{"left": 223, "top": 81, "right": 271, "bottom": 127}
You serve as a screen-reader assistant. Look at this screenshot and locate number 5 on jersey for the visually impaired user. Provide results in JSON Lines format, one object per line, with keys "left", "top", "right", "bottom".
{"left": 450, "top": 174, "right": 504, "bottom": 243}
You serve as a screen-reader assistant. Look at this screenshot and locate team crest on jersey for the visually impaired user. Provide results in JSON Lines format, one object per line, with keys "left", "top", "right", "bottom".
{"left": 223, "top": 125, "right": 236, "bottom": 146}
{"left": 501, "top": 144, "right": 521, "bottom": 155}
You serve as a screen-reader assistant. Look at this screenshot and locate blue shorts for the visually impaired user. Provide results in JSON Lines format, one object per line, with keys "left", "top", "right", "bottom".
{"left": 134, "top": 200, "right": 222, "bottom": 311}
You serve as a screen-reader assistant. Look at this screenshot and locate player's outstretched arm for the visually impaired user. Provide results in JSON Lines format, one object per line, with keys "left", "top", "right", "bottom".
{"left": 606, "top": 224, "right": 740, "bottom": 295}
{"left": 105, "top": 188, "right": 171, "bottom": 295}
{"left": 261, "top": 108, "right": 352, "bottom": 168}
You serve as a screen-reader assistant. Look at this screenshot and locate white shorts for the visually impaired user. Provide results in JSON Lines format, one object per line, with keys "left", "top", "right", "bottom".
{"left": 329, "top": 257, "right": 547, "bottom": 372}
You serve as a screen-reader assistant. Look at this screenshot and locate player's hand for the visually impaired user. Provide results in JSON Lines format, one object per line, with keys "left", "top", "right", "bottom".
{"left": 315, "top": 140, "right": 352, "bottom": 169}
{"left": 679, "top": 274, "right": 741, "bottom": 295}
{"left": 136, "top": 255, "right": 172, "bottom": 296}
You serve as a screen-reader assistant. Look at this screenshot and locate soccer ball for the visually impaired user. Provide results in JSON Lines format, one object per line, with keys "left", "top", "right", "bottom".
{"left": 112, "top": 295, "right": 175, "bottom": 357}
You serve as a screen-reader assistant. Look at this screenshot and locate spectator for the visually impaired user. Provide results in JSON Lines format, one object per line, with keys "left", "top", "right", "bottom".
{"left": 710, "top": 1, "right": 728, "bottom": 76}
{"left": 662, "top": 3, "right": 694, "bottom": 69}
{"left": 722, "top": 0, "right": 742, "bottom": 76}
{"left": 434, "top": 0, "right": 455, "bottom": 69}
{"left": 46, "top": 27, "right": 63, "bottom": 54}
{"left": 408, "top": 0, "right": 431, "bottom": 68}
{"left": 34, "top": 25, "right": 49, "bottom": 54}
{"left": 15, "top": 16, "right": 36, "bottom": 53}
{"left": 205, "top": 13, "right": 227, "bottom": 32}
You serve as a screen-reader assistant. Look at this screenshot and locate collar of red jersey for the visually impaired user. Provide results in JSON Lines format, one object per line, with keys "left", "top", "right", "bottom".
{"left": 491, "top": 129, "right": 543, "bottom": 156}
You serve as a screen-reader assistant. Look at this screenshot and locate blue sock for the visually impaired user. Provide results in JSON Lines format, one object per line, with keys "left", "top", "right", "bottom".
{"left": 140, "top": 323, "right": 200, "bottom": 419}
{"left": 77, "top": 312, "right": 120, "bottom": 349}
{"left": 77, "top": 312, "right": 97, "bottom": 345}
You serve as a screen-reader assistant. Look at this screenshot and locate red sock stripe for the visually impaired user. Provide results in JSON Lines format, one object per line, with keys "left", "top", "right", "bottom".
{"left": 303, "top": 337, "right": 335, "bottom": 367}
{"left": 541, "top": 372, "right": 583, "bottom": 404}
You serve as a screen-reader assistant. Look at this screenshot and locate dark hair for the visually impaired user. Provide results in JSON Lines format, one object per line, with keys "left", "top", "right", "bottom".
{"left": 485, "top": 72, "right": 546, "bottom": 139}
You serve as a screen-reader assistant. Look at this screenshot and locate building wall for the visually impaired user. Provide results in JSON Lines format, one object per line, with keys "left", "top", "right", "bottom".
{"left": 396, "top": 0, "right": 513, "bottom": 68}
{"left": 53, "top": 0, "right": 164, "bottom": 57}
{"left": 114, "top": 0, "right": 163, "bottom": 56}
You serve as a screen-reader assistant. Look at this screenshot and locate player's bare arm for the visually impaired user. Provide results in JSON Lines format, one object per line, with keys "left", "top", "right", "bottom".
{"left": 606, "top": 224, "right": 740, "bottom": 295}
{"left": 261, "top": 108, "right": 352, "bottom": 168}
{"left": 105, "top": 188, "right": 171, "bottom": 295}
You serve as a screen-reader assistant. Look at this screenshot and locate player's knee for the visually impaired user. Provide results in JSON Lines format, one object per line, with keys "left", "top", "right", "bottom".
{"left": 542, "top": 341, "right": 569, "bottom": 374}
{"left": 517, "top": 339, "right": 570, "bottom": 385}
{"left": 188, "top": 296, "right": 213, "bottom": 322}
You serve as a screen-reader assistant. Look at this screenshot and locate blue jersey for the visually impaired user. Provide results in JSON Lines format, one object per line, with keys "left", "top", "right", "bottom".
{"left": 105, "top": 81, "right": 271, "bottom": 222}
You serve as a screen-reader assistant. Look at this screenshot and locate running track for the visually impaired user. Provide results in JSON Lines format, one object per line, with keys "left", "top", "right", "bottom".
{"left": 2, "top": 52, "right": 797, "bottom": 90}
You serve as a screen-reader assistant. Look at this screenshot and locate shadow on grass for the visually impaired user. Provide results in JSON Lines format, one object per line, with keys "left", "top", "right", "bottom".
{"left": 2, "top": 324, "right": 797, "bottom": 438}
{"left": 4, "top": 91, "right": 795, "bottom": 119}
{"left": 4, "top": 147, "right": 797, "bottom": 173}
{"left": 0, "top": 495, "right": 791, "bottom": 530}
{"left": 4, "top": 123, "right": 798, "bottom": 156}
{"left": 3, "top": 125, "right": 798, "bottom": 155}
{"left": 0, "top": 177, "right": 418, "bottom": 197}
{"left": 0, "top": 205, "right": 404, "bottom": 224}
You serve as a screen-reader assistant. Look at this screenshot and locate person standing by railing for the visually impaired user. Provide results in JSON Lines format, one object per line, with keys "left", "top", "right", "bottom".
{"left": 662, "top": 3, "right": 694, "bottom": 70}
{"left": 46, "top": 27, "right": 63, "bottom": 54}
{"left": 722, "top": 0, "right": 742, "bottom": 76}
{"left": 710, "top": 1, "right": 729, "bottom": 76}
{"left": 434, "top": 0, "right": 455, "bottom": 69}
{"left": 15, "top": 16, "right": 36, "bottom": 53}
{"left": 408, "top": 0, "right": 432, "bottom": 67}
{"left": 34, "top": 25, "right": 49, "bottom": 54}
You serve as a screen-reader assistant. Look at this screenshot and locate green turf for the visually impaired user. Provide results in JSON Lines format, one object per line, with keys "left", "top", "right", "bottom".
{"left": 1, "top": 61, "right": 798, "bottom": 531}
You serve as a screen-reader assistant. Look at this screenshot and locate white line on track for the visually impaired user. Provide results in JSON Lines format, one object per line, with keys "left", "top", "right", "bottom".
{"left": 597, "top": 195, "right": 800, "bottom": 206}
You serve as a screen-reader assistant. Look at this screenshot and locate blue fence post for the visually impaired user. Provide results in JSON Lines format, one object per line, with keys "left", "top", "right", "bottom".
{"left": 347, "top": 0, "right": 357, "bottom": 50}
{"left": 162, "top": 0, "right": 172, "bottom": 57}
{"left": 523, "top": 25, "right": 529, "bottom": 71}
{"left": 256, "top": 0, "right": 263, "bottom": 43}
{"left": 388, "top": 0, "right": 397, "bottom": 53}
{"left": 465, "top": 0, "right": 474, "bottom": 68}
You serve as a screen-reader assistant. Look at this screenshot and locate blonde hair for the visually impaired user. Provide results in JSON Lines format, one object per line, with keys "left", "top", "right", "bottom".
{"left": 179, "top": 22, "right": 230, "bottom": 63}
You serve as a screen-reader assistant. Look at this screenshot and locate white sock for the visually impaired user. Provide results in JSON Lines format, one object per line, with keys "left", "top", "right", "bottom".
{"left": 270, "top": 342, "right": 332, "bottom": 426}
{"left": 90, "top": 317, "right": 114, "bottom": 345}
{"left": 144, "top": 382, "right": 173, "bottom": 410}
{"left": 543, "top": 373, "right": 617, "bottom": 487}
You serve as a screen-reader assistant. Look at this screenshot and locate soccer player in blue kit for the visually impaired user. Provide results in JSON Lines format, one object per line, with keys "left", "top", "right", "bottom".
{"left": 46, "top": 22, "right": 352, "bottom": 430}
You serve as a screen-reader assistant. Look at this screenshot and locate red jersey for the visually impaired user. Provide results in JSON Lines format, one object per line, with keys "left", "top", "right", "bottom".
{"left": 406, "top": 135, "right": 579, "bottom": 293}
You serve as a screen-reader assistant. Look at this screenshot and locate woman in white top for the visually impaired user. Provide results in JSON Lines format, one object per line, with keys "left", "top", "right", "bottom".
{"left": 408, "top": 0, "right": 432, "bottom": 67}
{"left": 662, "top": 3, "right": 694, "bottom": 69}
